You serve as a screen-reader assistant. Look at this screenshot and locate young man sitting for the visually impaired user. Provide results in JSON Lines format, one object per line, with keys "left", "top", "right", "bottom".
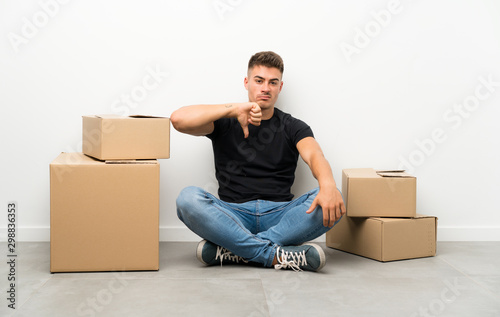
{"left": 171, "top": 51, "right": 345, "bottom": 272}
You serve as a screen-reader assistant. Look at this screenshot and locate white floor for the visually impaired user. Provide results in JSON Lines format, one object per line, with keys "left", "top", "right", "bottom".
{"left": 1, "top": 242, "right": 500, "bottom": 317}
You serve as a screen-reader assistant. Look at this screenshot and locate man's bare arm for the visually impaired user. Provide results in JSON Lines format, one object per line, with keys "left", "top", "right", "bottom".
{"left": 297, "top": 137, "right": 346, "bottom": 227}
{"left": 170, "top": 103, "right": 262, "bottom": 137}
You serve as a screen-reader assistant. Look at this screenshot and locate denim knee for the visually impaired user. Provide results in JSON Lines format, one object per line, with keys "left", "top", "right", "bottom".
{"left": 176, "top": 186, "right": 204, "bottom": 221}
{"left": 309, "top": 187, "right": 320, "bottom": 198}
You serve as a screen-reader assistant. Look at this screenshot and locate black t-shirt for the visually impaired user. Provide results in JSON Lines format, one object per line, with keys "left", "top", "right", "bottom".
{"left": 206, "top": 108, "right": 314, "bottom": 203}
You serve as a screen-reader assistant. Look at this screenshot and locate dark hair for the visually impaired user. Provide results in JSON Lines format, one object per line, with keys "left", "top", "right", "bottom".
{"left": 248, "top": 51, "right": 284, "bottom": 75}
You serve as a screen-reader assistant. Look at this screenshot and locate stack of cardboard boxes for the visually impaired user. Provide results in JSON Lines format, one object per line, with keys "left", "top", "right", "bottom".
{"left": 50, "top": 115, "right": 170, "bottom": 272}
{"left": 326, "top": 168, "right": 437, "bottom": 262}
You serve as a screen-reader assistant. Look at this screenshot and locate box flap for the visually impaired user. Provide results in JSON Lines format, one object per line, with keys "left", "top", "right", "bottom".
{"left": 415, "top": 214, "right": 438, "bottom": 220}
{"left": 376, "top": 170, "right": 414, "bottom": 178}
{"left": 375, "top": 169, "right": 405, "bottom": 173}
{"left": 371, "top": 215, "right": 437, "bottom": 222}
{"left": 51, "top": 153, "right": 159, "bottom": 166}
{"left": 105, "top": 159, "right": 158, "bottom": 164}
{"left": 129, "top": 115, "right": 168, "bottom": 119}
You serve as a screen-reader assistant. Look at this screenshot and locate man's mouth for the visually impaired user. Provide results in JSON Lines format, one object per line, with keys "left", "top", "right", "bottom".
{"left": 258, "top": 95, "right": 271, "bottom": 100}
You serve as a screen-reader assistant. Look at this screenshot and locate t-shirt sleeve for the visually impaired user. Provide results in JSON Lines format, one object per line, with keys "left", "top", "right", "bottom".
{"left": 288, "top": 117, "right": 314, "bottom": 145}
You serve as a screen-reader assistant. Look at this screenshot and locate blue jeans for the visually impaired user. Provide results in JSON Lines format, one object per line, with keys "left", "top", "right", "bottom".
{"left": 176, "top": 186, "right": 341, "bottom": 267}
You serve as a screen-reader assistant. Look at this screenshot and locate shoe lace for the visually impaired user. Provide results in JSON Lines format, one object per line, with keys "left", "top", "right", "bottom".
{"left": 274, "top": 247, "right": 307, "bottom": 272}
{"left": 215, "top": 246, "right": 248, "bottom": 266}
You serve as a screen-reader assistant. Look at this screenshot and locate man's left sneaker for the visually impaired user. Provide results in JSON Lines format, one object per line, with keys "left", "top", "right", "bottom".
{"left": 196, "top": 239, "right": 248, "bottom": 266}
{"left": 274, "top": 243, "right": 326, "bottom": 272}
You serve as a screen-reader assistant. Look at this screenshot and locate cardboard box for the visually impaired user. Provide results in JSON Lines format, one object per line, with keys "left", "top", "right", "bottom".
{"left": 82, "top": 115, "right": 170, "bottom": 160}
{"left": 326, "top": 214, "right": 437, "bottom": 262}
{"left": 343, "top": 168, "right": 416, "bottom": 217}
{"left": 50, "top": 152, "right": 160, "bottom": 272}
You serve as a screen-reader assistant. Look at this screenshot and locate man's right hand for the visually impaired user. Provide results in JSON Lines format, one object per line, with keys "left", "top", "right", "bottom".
{"left": 236, "top": 102, "right": 262, "bottom": 138}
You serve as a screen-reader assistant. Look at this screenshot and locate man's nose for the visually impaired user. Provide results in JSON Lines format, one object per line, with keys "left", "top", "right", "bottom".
{"left": 261, "top": 82, "right": 270, "bottom": 92}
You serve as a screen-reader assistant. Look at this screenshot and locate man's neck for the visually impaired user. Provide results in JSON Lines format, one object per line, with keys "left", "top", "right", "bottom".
{"left": 261, "top": 107, "right": 275, "bottom": 120}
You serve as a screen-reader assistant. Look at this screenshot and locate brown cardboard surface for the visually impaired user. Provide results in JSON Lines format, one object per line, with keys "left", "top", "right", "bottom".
{"left": 343, "top": 168, "right": 416, "bottom": 217}
{"left": 82, "top": 115, "right": 170, "bottom": 160}
{"left": 326, "top": 214, "right": 437, "bottom": 262}
{"left": 50, "top": 152, "right": 160, "bottom": 272}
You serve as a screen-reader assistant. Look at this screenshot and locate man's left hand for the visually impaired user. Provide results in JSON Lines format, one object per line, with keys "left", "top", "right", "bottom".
{"left": 306, "top": 187, "right": 346, "bottom": 227}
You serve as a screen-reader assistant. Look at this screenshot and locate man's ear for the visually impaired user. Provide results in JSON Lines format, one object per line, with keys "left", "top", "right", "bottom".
{"left": 244, "top": 76, "right": 249, "bottom": 90}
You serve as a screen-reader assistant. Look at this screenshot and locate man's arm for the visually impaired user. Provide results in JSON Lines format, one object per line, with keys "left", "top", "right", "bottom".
{"left": 170, "top": 103, "right": 262, "bottom": 137}
{"left": 296, "top": 137, "right": 346, "bottom": 227}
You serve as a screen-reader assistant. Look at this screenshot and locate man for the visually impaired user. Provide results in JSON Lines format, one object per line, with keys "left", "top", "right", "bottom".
{"left": 171, "top": 51, "right": 345, "bottom": 272}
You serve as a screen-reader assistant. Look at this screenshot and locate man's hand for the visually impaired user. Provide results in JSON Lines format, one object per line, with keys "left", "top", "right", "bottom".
{"left": 306, "top": 187, "right": 346, "bottom": 227}
{"left": 236, "top": 102, "right": 262, "bottom": 138}
{"left": 296, "top": 137, "right": 345, "bottom": 227}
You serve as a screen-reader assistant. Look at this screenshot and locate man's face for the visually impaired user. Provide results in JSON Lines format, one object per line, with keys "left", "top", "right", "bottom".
{"left": 244, "top": 65, "right": 283, "bottom": 110}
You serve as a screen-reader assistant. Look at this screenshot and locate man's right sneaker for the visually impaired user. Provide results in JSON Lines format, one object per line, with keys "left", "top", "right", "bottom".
{"left": 274, "top": 243, "right": 326, "bottom": 272}
{"left": 196, "top": 239, "right": 248, "bottom": 266}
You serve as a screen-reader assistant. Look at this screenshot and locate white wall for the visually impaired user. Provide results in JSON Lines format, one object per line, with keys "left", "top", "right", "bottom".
{"left": 1, "top": 0, "right": 499, "bottom": 241}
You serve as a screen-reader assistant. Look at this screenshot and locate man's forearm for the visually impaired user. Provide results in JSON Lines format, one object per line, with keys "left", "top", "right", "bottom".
{"left": 170, "top": 103, "right": 238, "bottom": 135}
{"left": 297, "top": 137, "right": 338, "bottom": 190}
{"left": 310, "top": 153, "right": 337, "bottom": 190}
